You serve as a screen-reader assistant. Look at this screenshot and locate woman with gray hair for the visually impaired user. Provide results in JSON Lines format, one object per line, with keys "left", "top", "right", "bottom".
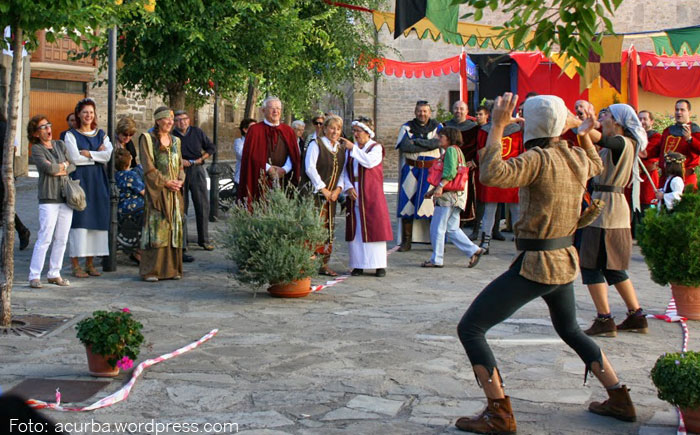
{"left": 291, "top": 119, "right": 306, "bottom": 154}
{"left": 454, "top": 94, "right": 636, "bottom": 433}
{"left": 580, "top": 104, "right": 649, "bottom": 338}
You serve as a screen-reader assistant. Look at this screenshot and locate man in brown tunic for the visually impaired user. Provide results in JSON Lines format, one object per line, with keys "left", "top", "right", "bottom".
{"left": 454, "top": 94, "right": 636, "bottom": 433}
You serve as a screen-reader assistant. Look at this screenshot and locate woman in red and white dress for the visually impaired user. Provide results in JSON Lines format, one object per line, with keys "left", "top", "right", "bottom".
{"left": 341, "top": 117, "right": 393, "bottom": 278}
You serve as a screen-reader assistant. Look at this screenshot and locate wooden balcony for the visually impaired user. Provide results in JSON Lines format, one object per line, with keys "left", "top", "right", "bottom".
{"left": 30, "top": 30, "right": 96, "bottom": 68}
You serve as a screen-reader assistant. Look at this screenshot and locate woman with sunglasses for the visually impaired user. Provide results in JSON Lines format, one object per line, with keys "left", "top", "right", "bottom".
{"left": 116, "top": 117, "right": 138, "bottom": 169}
{"left": 64, "top": 98, "right": 113, "bottom": 278}
{"left": 27, "top": 115, "right": 75, "bottom": 288}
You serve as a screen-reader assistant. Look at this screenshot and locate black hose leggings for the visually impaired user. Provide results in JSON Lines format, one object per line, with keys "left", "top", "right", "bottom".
{"left": 457, "top": 255, "right": 602, "bottom": 379}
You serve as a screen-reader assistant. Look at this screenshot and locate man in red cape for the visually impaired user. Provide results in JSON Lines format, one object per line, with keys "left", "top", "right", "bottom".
{"left": 238, "top": 96, "right": 301, "bottom": 205}
{"left": 659, "top": 99, "right": 700, "bottom": 187}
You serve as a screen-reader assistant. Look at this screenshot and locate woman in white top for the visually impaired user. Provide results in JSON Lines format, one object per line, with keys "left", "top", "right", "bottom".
{"left": 304, "top": 115, "right": 345, "bottom": 276}
{"left": 656, "top": 152, "right": 686, "bottom": 210}
{"left": 233, "top": 118, "right": 256, "bottom": 185}
{"left": 63, "top": 98, "right": 113, "bottom": 278}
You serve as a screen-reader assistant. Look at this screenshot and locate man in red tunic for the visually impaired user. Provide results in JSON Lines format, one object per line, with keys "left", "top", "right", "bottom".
{"left": 474, "top": 121, "right": 524, "bottom": 254}
{"left": 659, "top": 99, "right": 700, "bottom": 187}
{"left": 638, "top": 110, "right": 662, "bottom": 207}
{"left": 238, "top": 96, "right": 301, "bottom": 205}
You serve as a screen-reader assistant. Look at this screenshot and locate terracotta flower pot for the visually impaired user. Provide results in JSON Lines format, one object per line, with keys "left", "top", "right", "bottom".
{"left": 670, "top": 283, "right": 700, "bottom": 320}
{"left": 681, "top": 406, "right": 700, "bottom": 433}
{"left": 85, "top": 346, "right": 119, "bottom": 377}
{"left": 267, "top": 277, "right": 312, "bottom": 298}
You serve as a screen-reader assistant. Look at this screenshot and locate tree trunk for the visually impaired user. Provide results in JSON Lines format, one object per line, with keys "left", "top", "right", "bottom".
{"left": 167, "top": 84, "right": 186, "bottom": 111}
{"left": 1, "top": 25, "right": 22, "bottom": 328}
{"left": 243, "top": 77, "right": 259, "bottom": 120}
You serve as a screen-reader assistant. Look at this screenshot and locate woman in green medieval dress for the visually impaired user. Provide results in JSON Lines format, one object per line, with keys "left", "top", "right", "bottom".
{"left": 139, "top": 106, "right": 185, "bottom": 282}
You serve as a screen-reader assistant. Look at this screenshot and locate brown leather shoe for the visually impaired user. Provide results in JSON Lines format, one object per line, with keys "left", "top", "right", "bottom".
{"left": 455, "top": 396, "right": 517, "bottom": 434}
{"left": 588, "top": 385, "right": 636, "bottom": 422}
{"left": 616, "top": 311, "right": 648, "bottom": 333}
{"left": 584, "top": 317, "right": 617, "bottom": 337}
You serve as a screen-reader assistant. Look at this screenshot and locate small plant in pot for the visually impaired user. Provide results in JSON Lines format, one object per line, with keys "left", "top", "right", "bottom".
{"left": 637, "top": 173, "right": 700, "bottom": 320}
{"left": 75, "top": 308, "right": 144, "bottom": 377}
{"left": 221, "top": 186, "right": 326, "bottom": 297}
{"left": 651, "top": 351, "right": 700, "bottom": 432}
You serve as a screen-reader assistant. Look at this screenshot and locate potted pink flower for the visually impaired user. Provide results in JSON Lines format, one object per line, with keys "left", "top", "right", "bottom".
{"left": 75, "top": 308, "right": 144, "bottom": 377}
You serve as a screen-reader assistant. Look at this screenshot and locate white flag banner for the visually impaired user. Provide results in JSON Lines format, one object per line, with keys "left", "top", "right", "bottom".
{"left": 2, "top": 26, "right": 28, "bottom": 58}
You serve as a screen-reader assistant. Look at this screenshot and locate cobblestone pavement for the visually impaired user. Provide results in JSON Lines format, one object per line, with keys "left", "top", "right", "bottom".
{"left": 0, "top": 174, "right": 694, "bottom": 434}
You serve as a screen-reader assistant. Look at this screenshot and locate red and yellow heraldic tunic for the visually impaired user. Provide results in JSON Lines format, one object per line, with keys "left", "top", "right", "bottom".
{"left": 475, "top": 124, "right": 524, "bottom": 203}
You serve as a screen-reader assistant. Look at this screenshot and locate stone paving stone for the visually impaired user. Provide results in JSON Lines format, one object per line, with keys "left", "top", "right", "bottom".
{"left": 165, "top": 385, "right": 246, "bottom": 411}
{"left": 509, "top": 388, "right": 592, "bottom": 404}
{"left": 233, "top": 411, "right": 295, "bottom": 429}
{"left": 320, "top": 407, "right": 381, "bottom": 421}
{"left": 346, "top": 394, "right": 405, "bottom": 416}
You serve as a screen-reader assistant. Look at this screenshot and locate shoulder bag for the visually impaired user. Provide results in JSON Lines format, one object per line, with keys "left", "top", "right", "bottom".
{"left": 427, "top": 146, "right": 469, "bottom": 191}
{"left": 62, "top": 176, "right": 86, "bottom": 211}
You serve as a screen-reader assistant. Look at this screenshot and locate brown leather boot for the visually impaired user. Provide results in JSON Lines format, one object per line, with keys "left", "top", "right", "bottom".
{"left": 588, "top": 385, "right": 636, "bottom": 422}
{"left": 455, "top": 396, "right": 517, "bottom": 434}
{"left": 398, "top": 219, "right": 413, "bottom": 252}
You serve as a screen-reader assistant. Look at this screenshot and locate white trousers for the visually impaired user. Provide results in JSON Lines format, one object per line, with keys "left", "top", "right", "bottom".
{"left": 29, "top": 203, "right": 73, "bottom": 280}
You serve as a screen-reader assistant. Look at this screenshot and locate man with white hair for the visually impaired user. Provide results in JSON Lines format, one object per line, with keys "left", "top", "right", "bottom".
{"left": 238, "top": 96, "right": 301, "bottom": 204}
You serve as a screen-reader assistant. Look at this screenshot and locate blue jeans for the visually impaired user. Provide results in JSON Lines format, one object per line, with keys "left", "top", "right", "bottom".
{"left": 430, "top": 205, "right": 479, "bottom": 265}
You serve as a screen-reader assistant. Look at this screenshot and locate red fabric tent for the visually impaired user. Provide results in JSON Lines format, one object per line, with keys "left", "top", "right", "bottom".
{"left": 517, "top": 62, "right": 589, "bottom": 109}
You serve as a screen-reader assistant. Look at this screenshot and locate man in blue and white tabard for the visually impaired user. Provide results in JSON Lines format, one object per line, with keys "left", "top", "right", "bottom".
{"left": 395, "top": 100, "right": 441, "bottom": 252}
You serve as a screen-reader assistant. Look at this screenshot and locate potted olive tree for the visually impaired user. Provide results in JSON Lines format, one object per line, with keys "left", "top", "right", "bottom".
{"left": 221, "top": 186, "right": 326, "bottom": 298}
{"left": 638, "top": 173, "right": 700, "bottom": 319}
{"left": 651, "top": 351, "right": 700, "bottom": 432}
{"left": 75, "top": 308, "right": 144, "bottom": 377}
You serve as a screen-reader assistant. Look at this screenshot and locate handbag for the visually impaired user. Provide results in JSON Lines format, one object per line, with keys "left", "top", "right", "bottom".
{"left": 62, "top": 176, "right": 87, "bottom": 211}
{"left": 427, "top": 146, "right": 469, "bottom": 191}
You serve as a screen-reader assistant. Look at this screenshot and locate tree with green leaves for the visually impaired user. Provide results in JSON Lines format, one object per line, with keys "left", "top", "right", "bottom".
{"left": 0, "top": 0, "right": 147, "bottom": 327}
{"left": 457, "top": 0, "right": 624, "bottom": 73}
{"left": 90, "top": 0, "right": 381, "bottom": 115}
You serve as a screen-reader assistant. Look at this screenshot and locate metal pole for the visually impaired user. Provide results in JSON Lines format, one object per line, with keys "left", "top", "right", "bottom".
{"left": 104, "top": 25, "right": 118, "bottom": 272}
{"left": 208, "top": 85, "right": 220, "bottom": 222}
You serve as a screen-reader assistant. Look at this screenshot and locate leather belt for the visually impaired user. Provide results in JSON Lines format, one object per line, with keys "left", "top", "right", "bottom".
{"left": 593, "top": 184, "right": 624, "bottom": 193}
{"left": 405, "top": 158, "right": 435, "bottom": 169}
{"left": 515, "top": 235, "right": 574, "bottom": 251}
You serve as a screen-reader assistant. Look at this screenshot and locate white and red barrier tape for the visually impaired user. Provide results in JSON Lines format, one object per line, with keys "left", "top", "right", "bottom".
{"left": 649, "top": 298, "right": 689, "bottom": 435}
{"left": 26, "top": 329, "right": 218, "bottom": 412}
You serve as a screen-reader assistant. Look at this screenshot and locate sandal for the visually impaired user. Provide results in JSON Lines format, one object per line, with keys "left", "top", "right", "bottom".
{"left": 143, "top": 276, "right": 159, "bottom": 282}
{"left": 468, "top": 248, "right": 485, "bottom": 268}
{"left": 86, "top": 264, "right": 102, "bottom": 277}
{"left": 351, "top": 268, "right": 363, "bottom": 276}
{"left": 72, "top": 265, "right": 89, "bottom": 278}
{"left": 29, "top": 279, "right": 43, "bottom": 289}
{"left": 421, "top": 260, "right": 444, "bottom": 268}
{"left": 319, "top": 267, "right": 339, "bottom": 277}
{"left": 47, "top": 277, "right": 70, "bottom": 287}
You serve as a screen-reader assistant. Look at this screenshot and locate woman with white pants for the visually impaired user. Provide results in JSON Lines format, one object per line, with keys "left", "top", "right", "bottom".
{"left": 28, "top": 115, "right": 75, "bottom": 288}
